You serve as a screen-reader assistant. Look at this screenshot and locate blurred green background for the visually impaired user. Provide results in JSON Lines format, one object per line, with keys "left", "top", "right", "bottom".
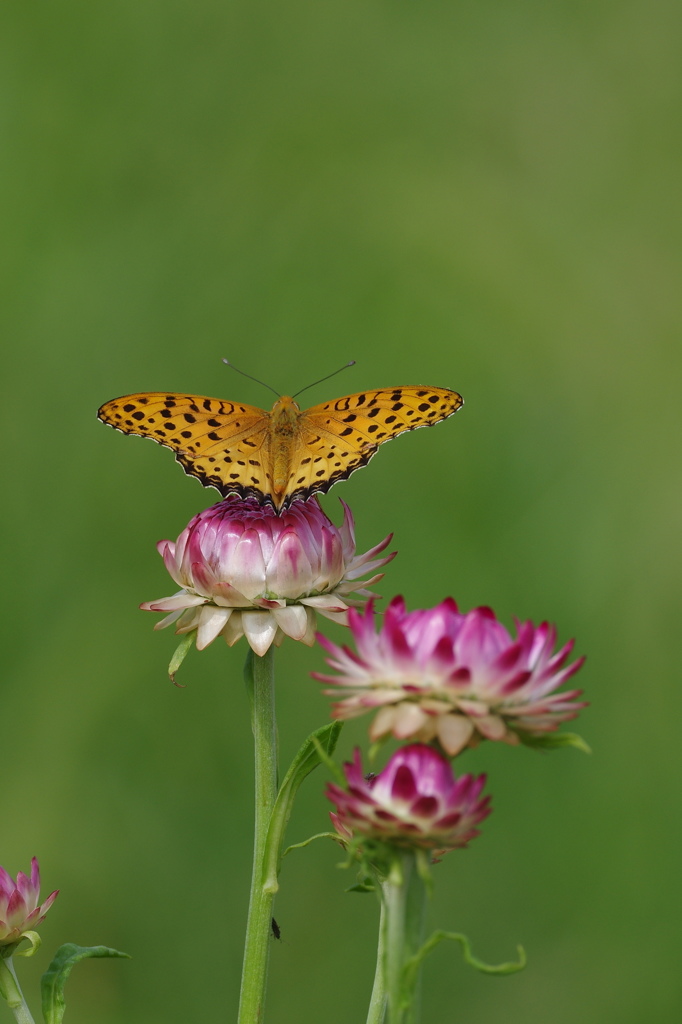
{"left": 2, "top": 0, "right": 680, "bottom": 1021}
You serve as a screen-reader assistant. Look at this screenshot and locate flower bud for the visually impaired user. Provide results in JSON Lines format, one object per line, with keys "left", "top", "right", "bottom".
{"left": 327, "top": 745, "right": 490, "bottom": 853}
{"left": 0, "top": 859, "right": 58, "bottom": 950}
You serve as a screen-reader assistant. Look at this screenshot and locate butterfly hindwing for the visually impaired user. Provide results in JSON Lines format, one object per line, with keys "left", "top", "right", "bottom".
{"left": 97, "top": 392, "right": 271, "bottom": 497}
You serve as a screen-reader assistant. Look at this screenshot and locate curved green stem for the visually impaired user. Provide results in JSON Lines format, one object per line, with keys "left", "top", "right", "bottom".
{"left": 0, "top": 958, "right": 36, "bottom": 1024}
{"left": 238, "top": 647, "right": 278, "bottom": 1024}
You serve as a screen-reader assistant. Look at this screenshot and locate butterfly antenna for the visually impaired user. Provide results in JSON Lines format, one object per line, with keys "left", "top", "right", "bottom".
{"left": 222, "top": 358, "right": 281, "bottom": 398}
{"left": 292, "top": 360, "right": 356, "bottom": 399}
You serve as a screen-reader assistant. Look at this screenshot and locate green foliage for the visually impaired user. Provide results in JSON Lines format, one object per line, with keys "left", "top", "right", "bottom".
{"left": 402, "top": 931, "right": 526, "bottom": 997}
{"left": 262, "top": 722, "right": 343, "bottom": 893}
{"left": 41, "top": 946, "right": 130, "bottom": 1024}
{"left": 168, "top": 630, "right": 196, "bottom": 684}
{"left": 518, "top": 731, "right": 591, "bottom": 754}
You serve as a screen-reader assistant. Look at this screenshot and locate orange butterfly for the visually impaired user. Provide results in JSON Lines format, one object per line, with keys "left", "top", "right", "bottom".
{"left": 97, "top": 385, "right": 463, "bottom": 511}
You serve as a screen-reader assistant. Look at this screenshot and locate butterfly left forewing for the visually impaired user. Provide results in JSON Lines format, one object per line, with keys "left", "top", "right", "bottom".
{"left": 284, "top": 385, "right": 463, "bottom": 504}
{"left": 97, "top": 391, "right": 273, "bottom": 499}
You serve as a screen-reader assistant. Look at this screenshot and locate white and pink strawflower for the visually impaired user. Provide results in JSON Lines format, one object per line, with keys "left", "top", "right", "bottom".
{"left": 0, "top": 859, "right": 58, "bottom": 948}
{"left": 327, "top": 745, "right": 490, "bottom": 852}
{"left": 315, "top": 597, "right": 586, "bottom": 755}
{"left": 141, "top": 496, "right": 395, "bottom": 657}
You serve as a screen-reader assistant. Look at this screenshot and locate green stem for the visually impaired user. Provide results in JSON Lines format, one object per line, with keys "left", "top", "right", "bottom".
{"left": 238, "top": 647, "right": 278, "bottom": 1024}
{"left": 0, "top": 958, "right": 36, "bottom": 1024}
{"left": 381, "top": 852, "right": 428, "bottom": 1024}
{"left": 365, "top": 897, "right": 387, "bottom": 1024}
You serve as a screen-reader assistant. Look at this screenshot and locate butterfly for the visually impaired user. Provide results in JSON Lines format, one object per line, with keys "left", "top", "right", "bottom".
{"left": 97, "top": 385, "right": 463, "bottom": 511}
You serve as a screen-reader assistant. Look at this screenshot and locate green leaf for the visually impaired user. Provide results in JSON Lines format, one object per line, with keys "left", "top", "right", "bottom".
{"left": 282, "top": 831, "right": 342, "bottom": 858}
{"left": 168, "top": 630, "right": 196, "bottom": 685}
{"left": 261, "top": 721, "right": 343, "bottom": 893}
{"left": 14, "top": 931, "right": 41, "bottom": 958}
{"left": 41, "top": 944, "right": 130, "bottom": 1024}
{"left": 519, "top": 731, "right": 591, "bottom": 754}
{"left": 401, "top": 930, "right": 525, "bottom": 1002}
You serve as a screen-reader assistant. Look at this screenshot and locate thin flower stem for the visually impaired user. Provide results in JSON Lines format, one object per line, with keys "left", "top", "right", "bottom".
{"left": 238, "top": 647, "right": 278, "bottom": 1024}
{"left": 382, "top": 852, "right": 428, "bottom": 1024}
{"left": 0, "top": 958, "right": 37, "bottom": 1024}
{"left": 365, "top": 897, "right": 387, "bottom": 1024}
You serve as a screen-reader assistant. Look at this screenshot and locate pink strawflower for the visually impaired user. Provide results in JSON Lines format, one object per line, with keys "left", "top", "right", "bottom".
{"left": 141, "top": 496, "right": 395, "bottom": 657}
{"left": 0, "top": 859, "right": 58, "bottom": 948}
{"left": 315, "top": 597, "right": 586, "bottom": 755}
{"left": 327, "top": 745, "right": 490, "bottom": 852}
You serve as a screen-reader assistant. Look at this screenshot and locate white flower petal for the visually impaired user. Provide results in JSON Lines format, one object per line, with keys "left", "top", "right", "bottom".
{"left": 315, "top": 608, "right": 350, "bottom": 626}
{"left": 175, "top": 607, "right": 203, "bottom": 633}
{"left": 153, "top": 609, "right": 183, "bottom": 630}
{"left": 473, "top": 714, "right": 508, "bottom": 740}
{"left": 456, "top": 698, "right": 491, "bottom": 718}
{"left": 301, "top": 607, "right": 317, "bottom": 646}
{"left": 369, "top": 705, "right": 399, "bottom": 739}
{"left": 272, "top": 604, "right": 309, "bottom": 640}
{"left": 300, "top": 594, "right": 348, "bottom": 611}
{"left": 392, "top": 703, "right": 429, "bottom": 738}
{"left": 196, "top": 607, "right": 233, "bottom": 650}
{"left": 242, "top": 610, "right": 278, "bottom": 656}
{"left": 222, "top": 612, "right": 246, "bottom": 647}
{"left": 436, "top": 715, "right": 475, "bottom": 756}
{"left": 141, "top": 592, "right": 206, "bottom": 613}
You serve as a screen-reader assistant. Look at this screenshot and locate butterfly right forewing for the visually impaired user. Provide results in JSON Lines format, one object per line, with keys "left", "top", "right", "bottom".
{"left": 287, "top": 385, "right": 463, "bottom": 503}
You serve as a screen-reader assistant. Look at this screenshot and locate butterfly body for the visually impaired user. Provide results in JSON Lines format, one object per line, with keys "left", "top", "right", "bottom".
{"left": 268, "top": 397, "right": 301, "bottom": 499}
{"left": 98, "top": 385, "right": 463, "bottom": 511}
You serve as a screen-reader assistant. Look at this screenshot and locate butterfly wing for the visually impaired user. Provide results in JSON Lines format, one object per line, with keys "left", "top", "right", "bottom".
{"left": 286, "top": 385, "right": 463, "bottom": 504}
{"left": 97, "top": 392, "right": 274, "bottom": 500}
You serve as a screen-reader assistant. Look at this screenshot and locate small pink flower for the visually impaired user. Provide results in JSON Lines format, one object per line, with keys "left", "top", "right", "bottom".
{"left": 315, "top": 597, "right": 586, "bottom": 755}
{"left": 327, "top": 745, "right": 490, "bottom": 852}
{"left": 141, "top": 496, "right": 395, "bottom": 657}
{"left": 0, "top": 859, "right": 58, "bottom": 947}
